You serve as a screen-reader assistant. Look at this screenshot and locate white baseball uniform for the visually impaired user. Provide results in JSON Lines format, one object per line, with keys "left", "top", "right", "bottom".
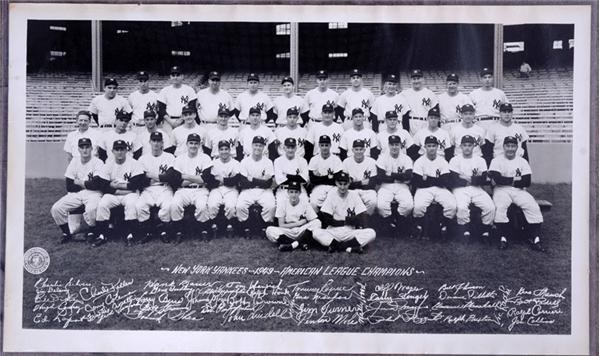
{"left": 63, "top": 128, "right": 100, "bottom": 158}
{"left": 238, "top": 125, "right": 276, "bottom": 156}
{"left": 376, "top": 152, "right": 414, "bottom": 218}
{"left": 265, "top": 198, "right": 321, "bottom": 243}
{"left": 274, "top": 155, "right": 309, "bottom": 204}
{"left": 171, "top": 124, "right": 208, "bottom": 157}
{"left": 469, "top": 87, "right": 508, "bottom": 129}
{"left": 88, "top": 94, "right": 132, "bottom": 128}
{"left": 438, "top": 92, "right": 472, "bottom": 129}
{"left": 136, "top": 128, "right": 173, "bottom": 156}
{"left": 306, "top": 121, "right": 344, "bottom": 155}
{"left": 414, "top": 127, "right": 451, "bottom": 157}
{"left": 342, "top": 156, "right": 378, "bottom": 215}
{"left": 486, "top": 122, "right": 529, "bottom": 158}
{"left": 449, "top": 123, "right": 486, "bottom": 157}
{"left": 401, "top": 88, "right": 438, "bottom": 135}
{"left": 157, "top": 84, "right": 197, "bottom": 118}
{"left": 308, "top": 154, "right": 343, "bottom": 210}
{"left": 234, "top": 90, "right": 273, "bottom": 123}
{"left": 207, "top": 157, "right": 240, "bottom": 220}
{"left": 96, "top": 157, "right": 144, "bottom": 222}
{"left": 337, "top": 87, "right": 376, "bottom": 119}
{"left": 412, "top": 155, "right": 457, "bottom": 219}
{"left": 136, "top": 151, "right": 175, "bottom": 223}
{"left": 170, "top": 151, "right": 213, "bottom": 222}
{"left": 372, "top": 93, "right": 411, "bottom": 126}
{"left": 449, "top": 155, "right": 494, "bottom": 225}
{"left": 99, "top": 130, "right": 141, "bottom": 160}
{"left": 128, "top": 89, "right": 159, "bottom": 128}
{"left": 273, "top": 94, "right": 306, "bottom": 125}
{"left": 196, "top": 88, "right": 234, "bottom": 124}
{"left": 339, "top": 127, "right": 378, "bottom": 157}
{"left": 376, "top": 128, "right": 414, "bottom": 156}
{"left": 304, "top": 87, "right": 339, "bottom": 121}
{"left": 274, "top": 125, "right": 308, "bottom": 157}
{"left": 236, "top": 155, "right": 276, "bottom": 222}
{"left": 205, "top": 126, "right": 239, "bottom": 158}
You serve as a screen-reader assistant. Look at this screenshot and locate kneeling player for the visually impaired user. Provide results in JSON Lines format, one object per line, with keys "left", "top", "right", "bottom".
{"left": 489, "top": 136, "right": 544, "bottom": 251}
{"left": 313, "top": 171, "right": 376, "bottom": 253}
{"left": 207, "top": 140, "right": 240, "bottom": 238}
{"left": 266, "top": 180, "right": 321, "bottom": 251}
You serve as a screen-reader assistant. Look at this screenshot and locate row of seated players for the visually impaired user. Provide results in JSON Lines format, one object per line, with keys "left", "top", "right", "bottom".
{"left": 51, "top": 126, "right": 545, "bottom": 253}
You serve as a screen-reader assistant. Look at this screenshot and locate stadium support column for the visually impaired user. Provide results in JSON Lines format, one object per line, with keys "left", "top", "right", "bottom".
{"left": 290, "top": 22, "right": 299, "bottom": 91}
{"left": 493, "top": 24, "right": 504, "bottom": 89}
{"left": 91, "top": 20, "right": 103, "bottom": 92}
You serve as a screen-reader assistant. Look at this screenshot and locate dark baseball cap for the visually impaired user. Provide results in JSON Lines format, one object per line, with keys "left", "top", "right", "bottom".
{"left": 318, "top": 135, "right": 331, "bottom": 144}
{"left": 388, "top": 135, "right": 402, "bottom": 145}
{"left": 182, "top": 104, "right": 195, "bottom": 114}
{"left": 316, "top": 70, "right": 328, "bottom": 79}
{"left": 499, "top": 102, "right": 513, "bottom": 112}
{"left": 287, "top": 180, "right": 302, "bottom": 191}
{"left": 218, "top": 107, "right": 230, "bottom": 117}
{"left": 461, "top": 135, "right": 476, "bottom": 145}
{"left": 351, "top": 108, "right": 364, "bottom": 116}
{"left": 136, "top": 71, "right": 149, "bottom": 81}
{"left": 150, "top": 132, "right": 163, "bottom": 141}
{"left": 427, "top": 106, "right": 441, "bottom": 118}
{"left": 170, "top": 66, "right": 182, "bottom": 75}
{"left": 113, "top": 140, "right": 128, "bottom": 149}
{"left": 503, "top": 136, "right": 518, "bottom": 145}
{"left": 460, "top": 104, "right": 475, "bottom": 113}
{"left": 350, "top": 69, "right": 362, "bottom": 77}
{"left": 281, "top": 76, "right": 294, "bottom": 85}
{"left": 187, "top": 133, "right": 201, "bottom": 143}
{"left": 77, "top": 110, "right": 91, "bottom": 119}
{"left": 322, "top": 103, "right": 334, "bottom": 113}
{"left": 209, "top": 71, "right": 221, "bottom": 80}
{"left": 248, "top": 107, "right": 261, "bottom": 115}
{"left": 385, "top": 110, "right": 398, "bottom": 119}
{"left": 424, "top": 135, "right": 439, "bottom": 145}
{"left": 284, "top": 137, "right": 297, "bottom": 147}
{"left": 334, "top": 171, "right": 350, "bottom": 182}
{"left": 446, "top": 73, "right": 459, "bottom": 83}
{"left": 410, "top": 69, "right": 423, "bottom": 78}
{"left": 252, "top": 136, "right": 266, "bottom": 145}
{"left": 144, "top": 110, "right": 156, "bottom": 118}
{"left": 480, "top": 67, "right": 493, "bottom": 76}
{"left": 384, "top": 74, "right": 399, "bottom": 83}
{"left": 286, "top": 107, "right": 299, "bottom": 116}
{"left": 116, "top": 110, "right": 131, "bottom": 122}
{"left": 247, "top": 73, "right": 260, "bottom": 82}
{"left": 78, "top": 138, "right": 92, "bottom": 147}
{"left": 352, "top": 139, "right": 365, "bottom": 148}
{"left": 218, "top": 140, "right": 231, "bottom": 149}
{"left": 104, "top": 78, "right": 118, "bottom": 87}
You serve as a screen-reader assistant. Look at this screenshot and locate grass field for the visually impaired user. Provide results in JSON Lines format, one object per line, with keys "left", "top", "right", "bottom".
{"left": 22, "top": 178, "right": 572, "bottom": 334}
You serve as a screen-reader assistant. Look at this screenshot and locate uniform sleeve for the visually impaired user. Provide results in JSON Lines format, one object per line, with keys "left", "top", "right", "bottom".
{"left": 337, "top": 91, "right": 347, "bottom": 108}
{"left": 299, "top": 159, "right": 309, "bottom": 181}
{"left": 64, "top": 160, "right": 76, "bottom": 179}
{"left": 97, "top": 163, "right": 111, "bottom": 180}
{"left": 274, "top": 159, "right": 286, "bottom": 185}
{"left": 275, "top": 200, "right": 286, "bottom": 219}
{"left": 163, "top": 131, "right": 173, "bottom": 148}
{"left": 412, "top": 158, "right": 424, "bottom": 176}
{"left": 439, "top": 159, "right": 450, "bottom": 175}
{"left": 320, "top": 193, "right": 334, "bottom": 215}
{"left": 478, "top": 157, "right": 489, "bottom": 172}
{"left": 88, "top": 97, "right": 99, "bottom": 114}
{"left": 308, "top": 157, "right": 318, "bottom": 171}
{"left": 157, "top": 88, "right": 166, "bottom": 104}
{"left": 448, "top": 157, "right": 460, "bottom": 174}
{"left": 226, "top": 92, "right": 234, "bottom": 110}
{"left": 132, "top": 134, "right": 143, "bottom": 152}
{"left": 488, "top": 157, "right": 501, "bottom": 173}
{"left": 430, "top": 91, "right": 439, "bottom": 107}
{"left": 339, "top": 132, "right": 348, "bottom": 150}
{"left": 304, "top": 202, "right": 318, "bottom": 221}
{"left": 520, "top": 158, "right": 532, "bottom": 176}
{"left": 132, "top": 160, "right": 145, "bottom": 176}
{"left": 264, "top": 160, "right": 275, "bottom": 178}
{"left": 413, "top": 130, "right": 423, "bottom": 147}
{"left": 265, "top": 128, "right": 276, "bottom": 144}
{"left": 306, "top": 126, "right": 315, "bottom": 144}
{"left": 264, "top": 94, "right": 274, "bottom": 111}
{"left": 352, "top": 192, "right": 367, "bottom": 215}
{"left": 403, "top": 155, "right": 413, "bottom": 170}
{"left": 233, "top": 94, "right": 242, "bottom": 111}
{"left": 520, "top": 126, "right": 530, "bottom": 141}
{"left": 485, "top": 126, "right": 495, "bottom": 142}
{"left": 63, "top": 133, "right": 72, "bottom": 153}
{"left": 238, "top": 159, "right": 249, "bottom": 177}
{"left": 122, "top": 97, "right": 133, "bottom": 113}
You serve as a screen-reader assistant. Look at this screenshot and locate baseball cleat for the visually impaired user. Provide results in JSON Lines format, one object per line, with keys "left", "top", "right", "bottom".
{"left": 243, "top": 228, "right": 251, "bottom": 239}
{"left": 411, "top": 225, "right": 423, "bottom": 239}
{"left": 300, "top": 243, "right": 309, "bottom": 251}
{"left": 211, "top": 224, "right": 218, "bottom": 239}
{"left": 200, "top": 230, "right": 209, "bottom": 240}
{"left": 159, "top": 231, "right": 170, "bottom": 243}
{"left": 278, "top": 244, "right": 294, "bottom": 252}
{"left": 174, "top": 232, "right": 183, "bottom": 245}
{"left": 60, "top": 233, "right": 72, "bottom": 244}
{"left": 499, "top": 238, "right": 508, "bottom": 250}
{"left": 531, "top": 240, "right": 546, "bottom": 252}
{"left": 92, "top": 234, "right": 107, "bottom": 247}
{"left": 346, "top": 246, "right": 364, "bottom": 254}
{"left": 85, "top": 231, "right": 96, "bottom": 243}
{"left": 226, "top": 224, "right": 234, "bottom": 239}
{"left": 139, "top": 232, "right": 152, "bottom": 244}
{"left": 126, "top": 233, "right": 134, "bottom": 247}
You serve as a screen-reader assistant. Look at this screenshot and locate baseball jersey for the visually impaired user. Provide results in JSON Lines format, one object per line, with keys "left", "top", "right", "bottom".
{"left": 339, "top": 127, "right": 379, "bottom": 157}
{"left": 64, "top": 156, "right": 104, "bottom": 182}
{"left": 489, "top": 155, "right": 532, "bottom": 179}
{"left": 376, "top": 128, "right": 414, "bottom": 156}
{"left": 196, "top": 88, "right": 234, "bottom": 123}
{"left": 469, "top": 88, "right": 508, "bottom": 118}
{"left": 306, "top": 121, "right": 344, "bottom": 155}
{"left": 486, "top": 122, "right": 529, "bottom": 158}
{"left": 128, "top": 90, "right": 159, "bottom": 126}
{"left": 376, "top": 153, "right": 413, "bottom": 178}
{"left": 276, "top": 197, "right": 318, "bottom": 223}
{"left": 321, "top": 190, "right": 367, "bottom": 220}
{"left": 337, "top": 87, "right": 376, "bottom": 118}
{"left": 98, "top": 157, "right": 144, "bottom": 185}
{"left": 275, "top": 126, "right": 308, "bottom": 157}
{"left": 205, "top": 126, "right": 239, "bottom": 158}
{"left": 273, "top": 94, "right": 306, "bottom": 125}
{"left": 88, "top": 95, "right": 132, "bottom": 126}
{"left": 304, "top": 87, "right": 339, "bottom": 120}
{"left": 413, "top": 155, "right": 450, "bottom": 179}
{"left": 343, "top": 157, "right": 378, "bottom": 183}
{"left": 239, "top": 155, "right": 274, "bottom": 180}
{"left": 414, "top": 127, "right": 451, "bottom": 157}
{"left": 173, "top": 152, "right": 213, "bottom": 177}
{"left": 274, "top": 156, "right": 309, "bottom": 185}
{"left": 136, "top": 128, "right": 173, "bottom": 156}
{"left": 63, "top": 129, "right": 100, "bottom": 158}
{"left": 308, "top": 154, "right": 343, "bottom": 177}
{"left": 372, "top": 93, "right": 411, "bottom": 121}
{"left": 239, "top": 125, "right": 276, "bottom": 156}
{"left": 234, "top": 90, "right": 273, "bottom": 123}
{"left": 401, "top": 88, "right": 438, "bottom": 118}
{"left": 449, "top": 124, "right": 486, "bottom": 156}
{"left": 211, "top": 157, "right": 241, "bottom": 182}
{"left": 171, "top": 124, "right": 208, "bottom": 156}
{"left": 100, "top": 130, "right": 141, "bottom": 158}
{"left": 438, "top": 92, "right": 472, "bottom": 125}
{"left": 138, "top": 152, "right": 176, "bottom": 185}
{"left": 449, "top": 155, "right": 488, "bottom": 178}
{"left": 157, "top": 84, "right": 197, "bottom": 117}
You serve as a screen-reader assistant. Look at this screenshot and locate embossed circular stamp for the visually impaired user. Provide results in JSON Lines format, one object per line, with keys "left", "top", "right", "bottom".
{"left": 24, "top": 247, "right": 50, "bottom": 275}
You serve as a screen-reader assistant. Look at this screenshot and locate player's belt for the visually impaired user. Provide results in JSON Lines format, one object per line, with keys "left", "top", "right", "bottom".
{"left": 309, "top": 117, "right": 322, "bottom": 122}
{"left": 99, "top": 124, "right": 114, "bottom": 128}
{"left": 478, "top": 116, "right": 499, "bottom": 121}
{"left": 187, "top": 184, "right": 202, "bottom": 188}
{"left": 410, "top": 117, "right": 427, "bottom": 121}
{"left": 133, "top": 123, "right": 145, "bottom": 127}
{"left": 201, "top": 120, "right": 217, "bottom": 125}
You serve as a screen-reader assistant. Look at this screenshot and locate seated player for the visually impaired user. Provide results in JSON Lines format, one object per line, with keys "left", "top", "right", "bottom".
{"left": 448, "top": 135, "right": 495, "bottom": 241}
{"left": 169, "top": 133, "right": 214, "bottom": 243}
{"left": 239, "top": 107, "right": 276, "bottom": 158}
{"left": 376, "top": 110, "right": 415, "bottom": 158}
{"left": 305, "top": 103, "right": 344, "bottom": 158}
{"left": 92, "top": 140, "right": 146, "bottom": 247}
{"left": 411, "top": 136, "right": 457, "bottom": 239}
{"left": 136, "top": 110, "right": 173, "bottom": 156}
{"left": 412, "top": 106, "right": 451, "bottom": 161}
{"left": 63, "top": 110, "right": 99, "bottom": 162}
{"left": 488, "top": 136, "right": 544, "bottom": 251}
{"left": 51, "top": 138, "right": 104, "bottom": 243}
{"left": 448, "top": 104, "right": 485, "bottom": 158}
{"left": 343, "top": 139, "right": 378, "bottom": 215}
{"left": 273, "top": 138, "right": 309, "bottom": 205}
{"left": 376, "top": 135, "right": 414, "bottom": 234}
{"left": 339, "top": 108, "right": 379, "bottom": 160}
{"left": 206, "top": 140, "right": 241, "bottom": 238}
{"left": 98, "top": 110, "right": 141, "bottom": 162}
{"left": 313, "top": 171, "right": 376, "bottom": 253}
{"left": 171, "top": 104, "right": 208, "bottom": 157}
{"left": 135, "top": 132, "right": 175, "bottom": 243}
{"left": 236, "top": 136, "right": 276, "bottom": 236}
{"left": 265, "top": 180, "right": 321, "bottom": 251}
{"left": 274, "top": 107, "right": 308, "bottom": 159}
{"left": 205, "top": 107, "right": 239, "bottom": 159}
{"left": 308, "top": 135, "right": 343, "bottom": 211}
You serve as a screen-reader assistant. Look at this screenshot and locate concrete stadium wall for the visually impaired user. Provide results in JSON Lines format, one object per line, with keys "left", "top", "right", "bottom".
{"left": 24, "top": 142, "right": 573, "bottom": 183}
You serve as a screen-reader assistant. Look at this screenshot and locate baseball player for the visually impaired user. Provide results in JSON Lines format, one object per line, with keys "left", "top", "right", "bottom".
{"left": 376, "top": 135, "right": 414, "bottom": 232}
{"left": 135, "top": 132, "right": 175, "bottom": 243}
{"left": 171, "top": 104, "right": 208, "bottom": 157}
{"left": 236, "top": 136, "right": 276, "bottom": 234}
{"left": 233, "top": 73, "right": 275, "bottom": 124}
{"left": 157, "top": 66, "right": 198, "bottom": 134}
{"left": 484, "top": 103, "right": 530, "bottom": 164}
{"left": 336, "top": 69, "right": 376, "bottom": 131}
{"left": 92, "top": 139, "right": 146, "bottom": 247}
{"left": 265, "top": 180, "right": 321, "bottom": 251}
{"left": 411, "top": 136, "right": 457, "bottom": 239}
{"left": 88, "top": 78, "right": 132, "bottom": 131}
{"left": 339, "top": 108, "right": 379, "bottom": 160}
{"left": 128, "top": 71, "right": 159, "bottom": 132}
{"left": 372, "top": 74, "right": 411, "bottom": 132}
{"left": 308, "top": 135, "right": 343, "bottom": 211}
{"left": 437, "top": 73, "right": 473, "bottom": 130}
{"left": 305, "top": 103, "right": 344, "bottom": 157}
{"left": 51, "top": 138, "right": 104, "bottom": 243}
{"left": 169, "top": 133, "right": 215, "bottom": 243}
{"left": 98, "top": 111, "right": 141, "bottom": 162}
{"left": 469, "top": 67, "right": 508, "bottom": 130}
{"left": 273, "top": 76, "right": 306, "bottom": 126}
{"left": 449, "top": 104, "right": 486, "bottom": 158}
{"left": 312, "top": 171, "right": 376, "bottom": 253}
{"left": 274, "top": 107, "right": 308, "bottom": 158}
{"left": 238, "top": 107, "right": 276, "bottom": 157}
{"left": 302, "top": 70, "right": 339, "bottom": 128}
{"left": 274, "top": 138, "right": 309, "bottom": 205}
{"left": 205, "top": 107, "right": 239, "bottom": 159}
{"left": 376, "top": 110, "right": 415, "bottom": 158}
{"left": 402, "top": 69, "right": 439, "bottom": 135}
{"left": 489, "top": 136, "right": 544, "bottom": 251}
{"left": 206, "top": 140, "right": 241, "bottom": 238}
{"left": 136, "top": 110, "right": 173, "bottom": 156}
{"left": 63, "top": 110, "right": 100, "bottom": 161}
{"left": 448, "top": 135, "right": 495, "bottom": 241}
{"left": 342, "top": 139, "right": 378, "bottom": 216}
{"left": 196, "top": 71, "right": 234, "bottom": 127}
{"left": 412, "top": 106, "right": 452, "bottom": 160}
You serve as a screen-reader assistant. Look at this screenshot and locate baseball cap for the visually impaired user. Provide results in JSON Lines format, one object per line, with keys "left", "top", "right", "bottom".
{"left": 286, "top": 107, "right": 299, "bottom": 116}
{"left": 424, "top": 136, "right": 439, "bottom": 145}
{"left": 384, "top": 74, "right": 399, "bottom": 83}
{"left": 187, "top": 133, "right": 201, "bottom": 143}
{"left": 287, "top": 180, "right": 302, "bottom": 191}
{"left": 352, "top": 108, "right": 364, "bottom": 116}
{"left": 316, "top": 70, "right": 328, "bottom": 79}
{"left": 350, "top": 69, "right": 362, "bottom": 77}
{"left": 460, "top": 135, "right": 476, "bottom": 145}
{"left": 218, "top": 107, "right": 230, "bottom": 117}
{"left": 460, "top": 104, "right": 475, "bottom": 114}
{"left": 410, "top": 69, "right": 423, "bottom": 78}
{"left": 115, "top": 110, "right": 131, "bottom": 122}
{"left": 76, "top": 110, "right": 91, "bottom": 119}
{"left": 218, "top": 140, "right": 231, "bottom": 149}
{"left": 113, "top": 140, "right": 128, "bottom": 150}
{"left": 352, "top": 139, "right": 365, "bottom": 148}
{"left": 385, "top": 110, "right": 398, "bottom": 119}
{"left": 499, "top": 102, "right": 513, "bottom": 112}
{"left": 170, "top": 66, "right": 182, "bottom": 75}
{"left": 480, "top": 67, "right": 493, "bottom": 76}
{"left": 78, "top": 138, "right": 92, "bottom": 147}
{"left": 281, "top": 76, "right": 294, "bottom": 85}
{"left": 318, "top": 135, "right": 331, "bottom": 144}
{"left": 181, "top": 104, "right": 195, "bottom": 114}
{"left": 427, "top": 106, "right": 441, "bottom": 118}
{"left": 144, "top": 110, "right": 156, "bottom": 118}
{"left": 334, "top": 171, "right": 350, "bottom": 182}
{"left": 446, "top": 73, "right": 459, "bottom": 83}
{"left": 104, "top": 78, "right": 118, "bottom": 87}
{"left": 209, "top": 71, "right": 221, "bottom": 80}
{"left": 136, "top": 71, "right": 149, "bottom": 81}
{"left": 388, "top": 135, "right": 402, "bottom": 145}
{"left": 252, "top": 136, "right": 266, "bottom": 145}
{"left": 503, "top": 136, "right": 518, "bottom": 145}
{"left": 284, "top": 137, "right": 297, "bottom": 147}
{"left": 322, "top": 103, "right": 334, "bottom": 113}
{"left": 248, "top": 107, "right": 261, "bottom": 115}
{"left": 150, "top": 132, "right": 163, "bottom": 141}
{"left": 247, "top": 73, "right": 260, "bottom": 82}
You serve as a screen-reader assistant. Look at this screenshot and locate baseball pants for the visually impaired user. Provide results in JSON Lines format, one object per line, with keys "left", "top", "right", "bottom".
{"left": 309, "top": 185, "right": 335, "bottom": 211}
{"left": 492, "top": 186, "right": 543, "bottom": 224}
{"left": 355, "top": 189, "right": 377, "bottom": 215}
{"left": 236, "top": 188, "right": 276, "bottom": 222}
{"left": 51, "top": 190, "right": 102, "bottom": 226}
{"left": 453, "top": 186, "right": 495, "bottom": 225}
{"left": 170, "top": 187, "right": 210, "bottom": 222}
{"left": 136, "top": 185, "right": 173, "bottom": 223}
{"left": 313, "top": 226, "right": 376, "bottom": 247}
{"left": 413, "top": 187, "right": 457, "bottom": 219}
{"left": 377, "top": 183, "right": 413, "bottom": 218}
{"left": 96, "top": 193, "right": 139, "bottom": 222}
{"left": 265, "top": 219, "right": 321, "bottom": 243}
{"left": 207, "top": 186, "right": 239, "bottom": 220}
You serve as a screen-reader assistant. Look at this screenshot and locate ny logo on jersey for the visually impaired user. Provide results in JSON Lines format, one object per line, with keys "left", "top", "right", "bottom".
{"left": 159, "top": 164, "right": 168, "bottom": 174}
{"left": 297, "top": 138, "right": 304, "bottom": 147}
{"left": 326, "top": 100, "right": 336, "bottom": 107}
{"left": 228, "top": 138, "right": 236, "bottom": 147}
{"left": 195, "top": 166, "right": 203, "bottom": 175}
{"left": 146, "top": 102, "right": 158, "bottom": 112}
{"left": 435, "top": 169, "right": 441, "bottom": 178}
{"left": 295, "top": 168, "right": 300, "bottom": 175}
{"left": 255, "top": 103, "right": 265, "bottom": 112}
{"left": 291, "top": 105, "right": 300, "bottom": 112}
{"left": 123, "top": 172, "right": 132, "bottom": 181}
{"left": 422, "top": 98, "right": 432, "bottom": 107}
{"left": 455, "top": 104, "right": 461, "bottom": 114}
{"left": 346, "top": 207, "right": 356, "bottom": 217}
{"left": 364, "top": 138, "right": 372, "bottom": 148}
{"left": 361, "top": 99, "right": 369, "bottom": 109}
{"left": 261, "top": 169, "right": 266, "bottom": 177}
{"left": 493, "top": 99, "right": 502, "bottom": 109}
{"left": 472, "top": 168, "right": 479, "bottom": 176}
{"left": 114, "top": 107, "right": 126, "bottom": 117}
{"left": 327, "top": 168, "right": 335, "bottom": 176}
{"left": 439, "top": 139, "right": 447, "bottom": 150}
{"left": 394, "top": 104, "right": 403, "bottom": 114}
{"left": 181, "top": 95, "right": 190, "bottom": 104}
{"left": 87, "top": 172, "right": 94, "bottom": 181}
{"left": 397, "top": 166, "right": 404, "bottom": 173}
{"left": 515, "top": 168, "right": 522, "bottom": 177}
{"left": 218, "top": 102, "right": 227, "bottom": 111}
{"left": 514, "top": 133, "right": 523, "bottom": 142}
{"left": 126, "top": 142, "right": 133, "bottom": 151}
{"left": 332, "top": 133, "right": 341, "bottom": 143}
{"left": 363, "top": 170, "right": 372, "bottom": 179}
{"left": 400, "top": 139, "right": 407, "bottom": 149}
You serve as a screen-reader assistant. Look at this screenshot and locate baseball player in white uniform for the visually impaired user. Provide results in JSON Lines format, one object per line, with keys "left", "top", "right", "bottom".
{"left": 98, "top": 111, "right": 141, "bottom": 162}
{"left": 196, "top": 71, "right": 234, "bottom": 127}
{"left": 489, "top": 136, "right": 544, "bottom": 252}
{"left": 339, "top": 108, "right": 379, "bottom": 159}
{"left": 413, "top": 106, "right": 451, "bottom": 159}
{"left": 205, "top": 107, "right": 239, "bottom": 159}
{"left": 343, "top": 139, "right": 378, "bottom": 215}
{"left": 51, "top": 138, "right": 104, "bottom": 243}
{"left": 448, "top": 135, "right": 495, "bottom": 241}
{"left": 469, "top": 67, "right": 508, "bottom": 130}
{"left": 128, "top": 71, "right": 159, "bottom": 132}
{"left": 136, "top": 110, "right": 173, "bottom": 156}
{"left": 402, "top": 69, "right": 439, "bottom": 135}
{"left": 313, "top": 171, "right": 376, "bottom": 253}
{"left": 411, "top": 136, "right": 457, "bottom": 239}
{"left": 171, "top": 104, "right": 208, "bottom": 157}
{"left": 266, "top": 180, "right": 321, "bottom": 251}
{"left": 273, "top": 138, "right": 309, "bottom": 205}
{"left": 63, "top": 110, "right": 100, "bottom": 161}
{"left": 372, "top": 74, "right": 411, "bottom": 132}
{"left": 135, "top": 132, "right": 175, "bottom": 243}
{"left": 305, "top": 103, "right": 344, "bottom": 157}
{"left": 233, "top": 73, "right": 274, "bottom": 124}
{"left": 484, "top": 103, "right": 530, "bottom": 162}
{"left": 273, "top": 76, "right": 306, "bottom": 126}
{"left": 449, "top": 104, "right": 486, "bottom": 157}
{"left": 274, "top": 107, "right": 308, "bottom": 158}
{"left": 376, "top": 110, "right": 415, "bottom": 158}
{"left": 438, "top": 73, "right": 473, "bottom": 130}
{"left": 308, "top": 135, "right": 343, "bottom": 211}
{"left": 303, "top": 70, "right": 339, "bottom": 128}
{"left": 238, "top": 107, "right": 276, "bottom": 157}
{"left": 88, "top": 78, "right": 132, "bottom": 131}
{"left": 337, "top": 69, "right": 376, "bottom": 131}
{"left": 157, "top": 66, "right": 198, "bottom": 134}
